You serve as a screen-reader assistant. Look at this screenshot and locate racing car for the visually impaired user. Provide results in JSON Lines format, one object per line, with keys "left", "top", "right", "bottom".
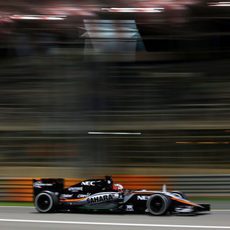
{"left": 33, "top": 176, "right": 210, "bottom": 215}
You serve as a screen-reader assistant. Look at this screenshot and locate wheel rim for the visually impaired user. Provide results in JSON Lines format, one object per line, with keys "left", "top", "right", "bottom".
{"left": 35, "top": 193, "right": 53, "bottom": 212}
{"left": 150, "top": 196, "right": 165, "bottom": 213}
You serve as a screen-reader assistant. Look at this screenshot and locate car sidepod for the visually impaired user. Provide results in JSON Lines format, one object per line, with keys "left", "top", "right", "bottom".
{"left": 60, "top": 192, "right": 122, "bottom": 211}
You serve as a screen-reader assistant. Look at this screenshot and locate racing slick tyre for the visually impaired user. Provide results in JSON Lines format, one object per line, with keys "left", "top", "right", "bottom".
{"left": 34, "top": 191, "right": 58, "bottom": 213}
{"left": 171, "top": 191, "right": 188, "bottom": 200}
{"left": 147, "top": 194, "right": 170, "bottom": 216}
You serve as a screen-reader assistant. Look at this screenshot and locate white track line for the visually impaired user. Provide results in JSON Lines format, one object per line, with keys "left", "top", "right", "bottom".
{"left": 0, "top": 219, "right": 230, "bottom": 229}
{"left": 88, "top": 131, "right": 142, "bottom": 135}
{"left": 213, "top": 209, "right": 230, "bottom": 212}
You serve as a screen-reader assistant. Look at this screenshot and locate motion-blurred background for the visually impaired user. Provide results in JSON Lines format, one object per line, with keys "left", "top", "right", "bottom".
{"left": 0, "top": 0, "right": 230, "bottom": 201}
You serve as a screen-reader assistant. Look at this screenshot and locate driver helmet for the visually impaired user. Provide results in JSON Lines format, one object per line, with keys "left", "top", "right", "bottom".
{"left": 113, "top": 183, "right": 124, "bottom": 192}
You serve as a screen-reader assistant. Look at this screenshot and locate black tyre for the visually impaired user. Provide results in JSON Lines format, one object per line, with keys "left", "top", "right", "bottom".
{"left": 34, "top": 192, "right": 58, "bottom": 213}
{"left": 171, "top": 191, "right": 188, "bottom": 200}
{"left": 147, "top": 194, "right": 170, "bottom": 216}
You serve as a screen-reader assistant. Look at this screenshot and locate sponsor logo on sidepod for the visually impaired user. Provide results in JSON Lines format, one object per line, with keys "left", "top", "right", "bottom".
{"left": 137, "top": 195, "right": 149, "bottom": 201}
{"left": 68, "top": 187, "right": 83, "bottom": 192}
{"left": 61, "top": 194, "right": 73, "bottom": 198}
{"left": 87, "top": 193, "right": 119, "bottom": 204}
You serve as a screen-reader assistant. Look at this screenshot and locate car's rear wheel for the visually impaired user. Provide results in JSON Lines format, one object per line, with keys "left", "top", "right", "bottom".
{"left": 147, "top": 194, "right": 170, "bottom": 216}
{"left": 35, "top": 192, "right": 58, "bottom": 213}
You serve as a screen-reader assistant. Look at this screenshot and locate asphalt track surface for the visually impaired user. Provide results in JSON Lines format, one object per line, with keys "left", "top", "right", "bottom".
{"left": 0, "top": 202, "right": 230, "bottom": 230}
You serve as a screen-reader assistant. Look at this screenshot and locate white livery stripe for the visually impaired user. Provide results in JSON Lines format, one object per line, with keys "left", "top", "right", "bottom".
{"left": 0, "top": 219, "right": 230, "bottom": 229}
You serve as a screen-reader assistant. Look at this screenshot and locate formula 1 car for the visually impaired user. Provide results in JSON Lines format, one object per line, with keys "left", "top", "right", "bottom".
{"left": 33, "top": 176, "right": 210, "bottom": 215}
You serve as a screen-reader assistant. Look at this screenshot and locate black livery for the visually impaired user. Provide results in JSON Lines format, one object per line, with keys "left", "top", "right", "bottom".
{"left": 33, "top": 176, "right": 210, "bottom": 215}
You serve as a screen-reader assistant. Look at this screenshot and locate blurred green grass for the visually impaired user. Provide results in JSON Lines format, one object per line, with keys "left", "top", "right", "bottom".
{"left": 191, "top": 197, "right": 230, "bottom": 202}
{"left": 0, "top": 202, "right": 33, "bottom": 206}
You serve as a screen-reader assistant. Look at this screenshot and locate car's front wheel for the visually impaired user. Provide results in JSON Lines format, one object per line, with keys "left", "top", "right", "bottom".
{"left": 171, "top": 191, "right": 188, "bottom": 200}
{"left": 34, "top": 192, "right": 58, "bottom": 213}
{"left": 147, "top": 194, "right": 170, "bottom": 216}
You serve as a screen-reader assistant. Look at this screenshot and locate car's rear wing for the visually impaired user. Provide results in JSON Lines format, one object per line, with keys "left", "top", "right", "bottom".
{"left": 33, "top": 178, "right": 64, "bottom": 198}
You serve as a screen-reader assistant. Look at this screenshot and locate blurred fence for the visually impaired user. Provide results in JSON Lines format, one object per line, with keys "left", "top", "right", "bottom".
{"left": 0, "top": 59, "right": 230, "bottom": 169}
{"left": 0, "top": 175, "right": 229, "bottom": 202}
